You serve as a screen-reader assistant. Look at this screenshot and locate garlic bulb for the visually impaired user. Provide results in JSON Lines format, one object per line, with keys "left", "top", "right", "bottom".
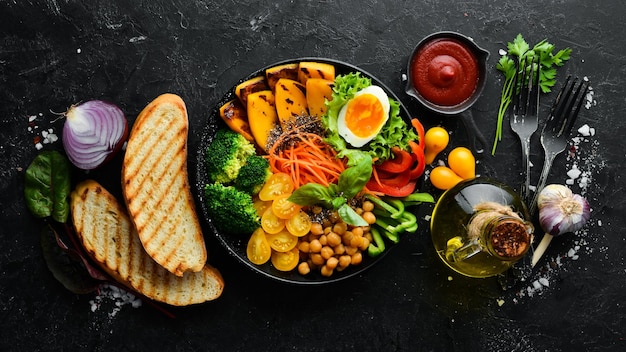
{"left": 537, "top": 184, "right": 590, "bottom": 236}
{"left": 531, "top": 184, "right": 590, "bottom": 268}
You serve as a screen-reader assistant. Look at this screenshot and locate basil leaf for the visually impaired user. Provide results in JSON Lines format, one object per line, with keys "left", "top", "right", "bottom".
{"left": 289, "top": 183, "right": 335, "bottom": 207}
{"left": 337, "top": 154, "right": 372, "bottom": 199}
{"left": 338, "top": 203, "right": 368, "bottom": 226}
{"left": 331, "top": 197, "right": 346, "bottom": 209}
{"left": 24, "top": 151, "right": 71, "bottom": 223}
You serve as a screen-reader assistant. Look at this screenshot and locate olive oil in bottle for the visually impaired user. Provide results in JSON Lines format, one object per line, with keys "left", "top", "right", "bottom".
{"left": 430, "top": 177, "right": 534, "bottom": 278}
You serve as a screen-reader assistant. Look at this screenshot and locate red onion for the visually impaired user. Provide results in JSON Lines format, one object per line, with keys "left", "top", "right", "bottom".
{"left": 62, "top": 100, "right": 128, "bottom": 170}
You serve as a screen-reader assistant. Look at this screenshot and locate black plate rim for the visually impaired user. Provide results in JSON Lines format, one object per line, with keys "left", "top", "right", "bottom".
{"left": 193, "top": 57, "right": 419, "bottom": 285}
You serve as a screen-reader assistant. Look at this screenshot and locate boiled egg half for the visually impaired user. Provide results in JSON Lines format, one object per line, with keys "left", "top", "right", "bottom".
{"left": 337, "top": 85, "right": 390, "bottom": 147}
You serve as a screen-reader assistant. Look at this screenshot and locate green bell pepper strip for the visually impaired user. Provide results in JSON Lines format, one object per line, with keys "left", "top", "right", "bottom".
{"left": 365, "top": 194, "right": 403, "bottom": 218}
{"left": 400, "top": 192, "right": 435, "bottom": 207}
{"left": 367, "top": 227, "right": 386, "bottom": 257}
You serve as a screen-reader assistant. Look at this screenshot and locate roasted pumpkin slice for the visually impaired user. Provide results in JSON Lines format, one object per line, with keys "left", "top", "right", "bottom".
{"left": 219, "top": 99, "right": 255, "bottom": 142}
{"left": 305, "top": 78, "right": 334, "bottom": 117}
{"left": 235, "top": 76, "right": 269, "bottom": 106}
{"left": 297, "top": 61, "right": 336, "bottom": 85}
{"left": 247, "top": 90, "right": 278, "bottom": 152}
{"left": 265, "top": 63, "right": 299, "bottom": 91}
{"left": 275, "top": 78, "right": 308, "bottom": 128}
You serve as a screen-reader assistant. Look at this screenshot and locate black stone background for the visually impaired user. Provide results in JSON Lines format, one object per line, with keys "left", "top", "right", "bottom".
{"left": 1, "top": 1, "right": 624, "bottom": 351}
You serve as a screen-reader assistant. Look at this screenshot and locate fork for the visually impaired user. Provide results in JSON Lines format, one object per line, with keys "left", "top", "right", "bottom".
{"left": 528, "top": 76, "right": 590, "bottom": 216}
{"left": 510, "top": 56, "right": 540, "bottom": 204}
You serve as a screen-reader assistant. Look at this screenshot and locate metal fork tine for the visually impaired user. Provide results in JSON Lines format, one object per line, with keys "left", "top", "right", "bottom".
{"left": 562, "top": 80, "right": 590, "bottom": 136}
{"left": 545, "top": 75, "right": 572, "bottom": 131}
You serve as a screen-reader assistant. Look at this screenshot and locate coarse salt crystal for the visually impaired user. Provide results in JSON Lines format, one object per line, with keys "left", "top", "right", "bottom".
{"left": 29, "top": 115, "right": 37, "bottom": 122}
{"left": 567, "top": 167, "right": 582, "bottom": 180}
{"left": 578, "top": 124, "right": 591, "bottom": 136}
{"left": 538, "top": 277, "right": 550, "bottom": 287}
{"left": 532, "top": 280, "right": 542, "bottom": 290}
{"left": 35, "top": 142, "right": 43, "bottom": 150}
{"left": 499, "top": 48, "right": 507, "bottom": 56}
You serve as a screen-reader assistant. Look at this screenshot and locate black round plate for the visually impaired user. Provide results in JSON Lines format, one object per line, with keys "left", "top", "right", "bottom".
{"left": 193, "top": 57, "right": 418, "bottom": 285}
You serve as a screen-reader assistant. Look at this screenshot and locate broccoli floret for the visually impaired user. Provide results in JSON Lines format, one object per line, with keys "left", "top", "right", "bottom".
{"left": 204, "top": 183, "right": 260, "bottom": 235}
{"left": 234, "top": 155, "right": 272, "bottom": 195}
{"left": 205, "top": 129, "right": 255, "bottom": 184}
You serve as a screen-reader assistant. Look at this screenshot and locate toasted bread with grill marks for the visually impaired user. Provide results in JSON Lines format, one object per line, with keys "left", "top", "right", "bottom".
{"left": 121, "top": 93, "right": 206, "bottom": 276}
{"left": 70, "top": 180, "right": 224, "bottom": 306}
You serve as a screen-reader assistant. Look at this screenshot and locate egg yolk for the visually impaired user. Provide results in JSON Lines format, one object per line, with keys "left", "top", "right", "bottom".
{"left": 344, "top": 93, "right": 386, "bottom": 137}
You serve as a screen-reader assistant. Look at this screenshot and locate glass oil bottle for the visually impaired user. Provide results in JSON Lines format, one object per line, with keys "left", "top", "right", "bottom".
{"left": 430, "top": 177, "right": 534, "bottom": 278}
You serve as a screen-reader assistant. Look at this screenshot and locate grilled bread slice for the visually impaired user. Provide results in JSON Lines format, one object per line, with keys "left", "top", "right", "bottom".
{"left": 121, "top": 93, "right": 206, "bottom": 276}
{"left": 70, "top": 180, "right": 224, "bottom": 305}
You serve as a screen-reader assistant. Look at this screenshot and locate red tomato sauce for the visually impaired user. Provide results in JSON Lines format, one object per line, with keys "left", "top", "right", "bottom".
{"left": 410, "top": 38, "right": 479, "bottom": 106}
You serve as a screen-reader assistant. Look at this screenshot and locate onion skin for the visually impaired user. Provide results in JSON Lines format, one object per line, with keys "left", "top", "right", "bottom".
{"left": 62, "top": 100, "right": 128, "bottom": 170}
{"left": 537, "top": 184, "right": 590, "bottom": 237}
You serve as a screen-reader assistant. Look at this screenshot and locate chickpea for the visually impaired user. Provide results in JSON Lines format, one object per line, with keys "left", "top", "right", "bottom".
{"left": 319, "top": 234, "right": 328, "bottom": 246}
{"left": 350, "top": 236, "right": 363, "bottom": 249}
{"left": 351, "top": 252, "right": 363, "bottom": 265}
{"left": 362, "top": 211, "right": 376, "bottom": 225}
{"left": 326, "top": 232, "right": 342, "bottom": 247}
{"left": 362, "top": 200, "right": 375, "bottom": 212}
{"left": 328, "top": 211, "right": 339, "bottom": 223}
{"left": 359, "top": 237, "right": 370, "bottom": 251}
{"left": 310, "top": 253, "right": 325, "bottom": 266}
{"left": 342, "top": 231, "right": 354, "bottom": 246}
{"left": 309, "top": 239, "right": 322, "bottom": 253}
{"left": 326, "top": 256, "right": 339, "bottom": 270}
{"left": 338, "top": 255, "right": 351, "bottom": 268}
{"left": 323, "top": 226, "right": 332, "bottom": 235}
{"left": 333, "top": 222, "right": 348, "bottom": 235}
{"left": 345, "top": 246, "right": 358, "bottom": 256}
{"left": 298, "top": 262, "right": 311, "bottom": 275}
{"left": 351, "top": 226, "right": 364, "bottom": 238}
{"left": 333, "top": 243, "right": 346, "bottom": 255}
{"left": 310, "top": 222, "right": 324, "bottom": 236}
{"left": 320, "top": 265, "right": 334, "bottom": 277}
{"left": 298, "top": 241, "right": 310, "bottom": 253}
{"left": 355, "top": 207, "right": 364, "bottom": 215}
{"left": 321, "top": 246, "right": 334, "bottom": 260}
{"left": 312, "top": 206, "right": 323, "bottom": 214}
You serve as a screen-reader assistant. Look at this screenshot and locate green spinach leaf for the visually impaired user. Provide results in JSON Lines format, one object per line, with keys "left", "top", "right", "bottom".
{"left": 24, "top": 150, "right": 71, "bottom": 223}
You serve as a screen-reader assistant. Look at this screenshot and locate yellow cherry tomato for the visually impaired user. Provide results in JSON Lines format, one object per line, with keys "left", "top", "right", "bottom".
{"left": 448, "top": 146, "right": 476, "bottom": 179}
{"left": 261, "top": 207, "right": 285, "bottom": 234}
{"left": 266, "top": 229, "right": 299, "bottom": 252}
{"left": 253, "top": 198, "right": 272, "bottom": 217}
{"left": 271, "top": 247, "right": 300, "bottom": 271}
{"left": 271, "top": 195, "right": 301, "bottom": 219}
{"left": 259, "top": 172, "right": 294, "bottom": 201}
{"left": 424, "top": 127, "right": 449, "bottom": 164}
{"left": 430, "top": 166, "right": 463, "bottom": 190}
{"left": 246, "top": 228, "right": 271, "bottom": 265}
{"left": 286, "top": 210, "right": 312, "bottom": 237}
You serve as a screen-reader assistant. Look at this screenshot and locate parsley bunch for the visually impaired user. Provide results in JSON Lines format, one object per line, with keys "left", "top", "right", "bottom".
{"left": 491, "top": 34, "right": 572, "bottom": 155}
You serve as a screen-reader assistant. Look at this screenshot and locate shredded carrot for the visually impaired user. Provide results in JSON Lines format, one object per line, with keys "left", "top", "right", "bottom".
{"left": 267, "top": 132, "right": 347, "bottom": 188}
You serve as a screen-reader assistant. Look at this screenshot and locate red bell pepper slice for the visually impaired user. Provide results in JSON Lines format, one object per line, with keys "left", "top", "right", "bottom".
{"left": 408, "top": 140, "right": 425, "bottom": 179}
{"left": 411, "top": 118, "right": 425, "bottom": 150}
{"left": 377, "top": 147, "right": 412, "bottom": 173}
{"left": 372, "top": 166, "right": 411, "bottom": 187}
{"left": 366, "top": 178, "right": 417, "bottom": 197}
